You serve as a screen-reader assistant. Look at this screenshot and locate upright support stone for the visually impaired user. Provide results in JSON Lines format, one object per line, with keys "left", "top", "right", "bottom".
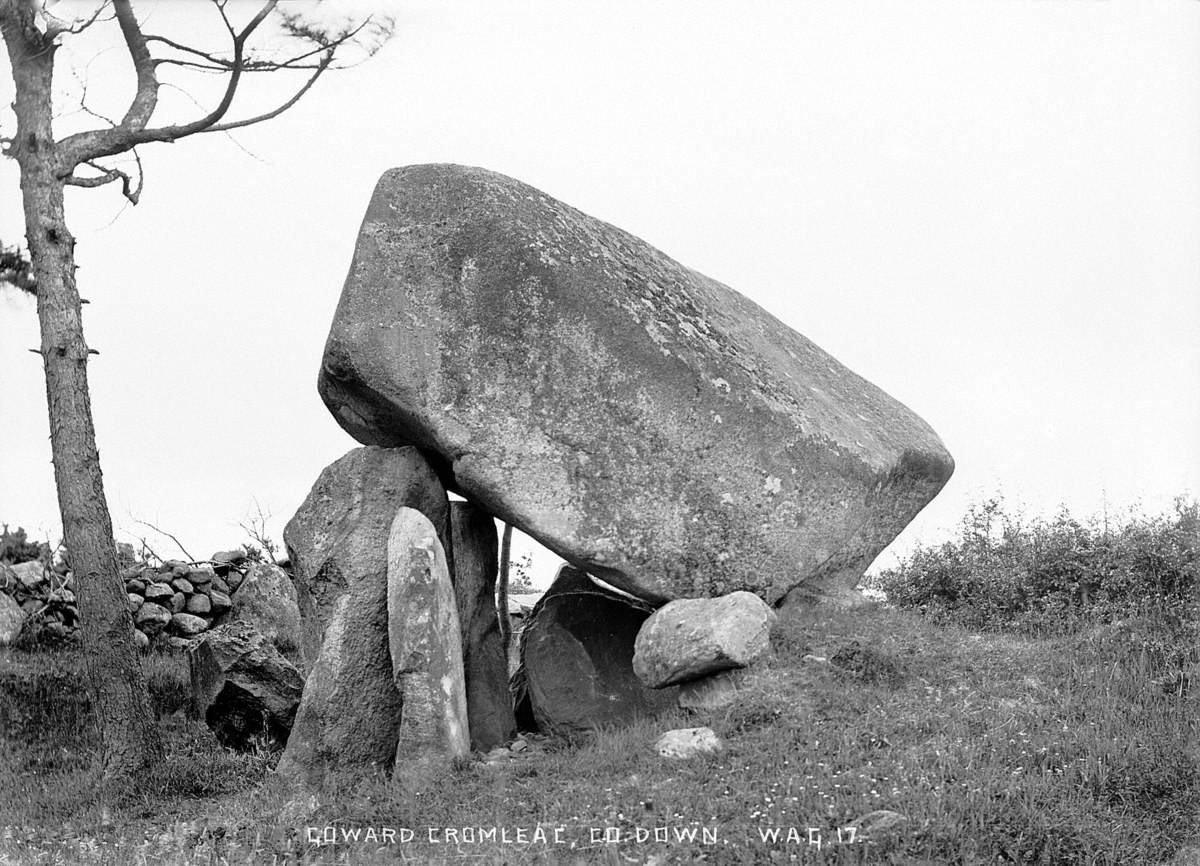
{"left": 387, "top": 507, "right": 470, "bottom": 783}
{"left": 283, "top": 446, "right": 450, "bottom": 667}
{"left": 448, "top": 501, "right": 516, "bottom": 750}
{"left": 276, "top": 446, "right": 449, "bottom": 789}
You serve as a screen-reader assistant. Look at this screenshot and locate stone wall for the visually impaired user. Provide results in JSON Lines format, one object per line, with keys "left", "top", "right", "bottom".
{"left": 0, "top": 548, "right": 263, "bottom": 650}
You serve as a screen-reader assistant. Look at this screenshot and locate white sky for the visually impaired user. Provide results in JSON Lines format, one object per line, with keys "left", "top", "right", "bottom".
{"left": 2, "top": 1, "right": 1198, "bottom": 586}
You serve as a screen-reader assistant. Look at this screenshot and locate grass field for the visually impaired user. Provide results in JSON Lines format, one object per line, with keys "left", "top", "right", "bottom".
{"left": 1, "top": 597, "right": 1195, "bottom": 865}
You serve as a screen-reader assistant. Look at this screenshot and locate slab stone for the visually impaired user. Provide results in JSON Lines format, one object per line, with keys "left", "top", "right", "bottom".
{"left": 633, "top": 591, "right": 776, "bottom": 688}
{"left": 189, "top": 621, "right": 303, "bottom": 751}
{"left": 387, "top": 507, "right": 470, "bottom": 781}
{"left": 275, "top": 594, "right": 397, "bottom": 789}
{"left": 514, "top": 566, "right": 678, "bottom": 737}
{"left": 226, "top": 563, "right": 303, "bottom": 667}
{"left": 0, "top": 592, "right": 27, "bottom": 645}
{"left": 448, "top": 501, "right": 515, "bottom": 751}
{"left": 283, "top": 445, "right": 449, "bottom": 668}
{"left": 317, "top": 163, "right": 953, "bottom": 604}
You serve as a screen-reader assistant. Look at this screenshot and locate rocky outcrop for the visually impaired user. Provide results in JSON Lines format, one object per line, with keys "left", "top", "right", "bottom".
{"left": 386, "top": 508, "right": 470, "bottom": 781}
{"left": 633, "top": 591, "right": 776, "bottom": 688}
{"left": 318, "top": 163, "right": 953, "bottom": 604}
{"left": 513, "top": 566, "right": 677, "bottom": 736}
{"left": 189, "top": 621, "right": 304, "bottom": 750}
{"left": 448, "top": 502, "right": 515, "bottom": 750}
{"left": 283, "top": 446, "right": 449, "bottom": 666}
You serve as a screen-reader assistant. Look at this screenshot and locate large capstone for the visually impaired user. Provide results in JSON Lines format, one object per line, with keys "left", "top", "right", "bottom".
{"left": 319, "top": 164, "right": 953, "bottom": 604}
{"left": 513, "top": 566, "right": 678, "bottom": 736}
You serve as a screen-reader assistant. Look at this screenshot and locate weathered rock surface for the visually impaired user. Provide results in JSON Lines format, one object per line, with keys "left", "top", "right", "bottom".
{"left": 0, "top": 592, "right": 26, "bottom": 645}
{"left": 448, "top": 501, "right": 515, "bottom": 750}
{"left": 677, "top": 669, "right": 745, "bottom": 711}
{"left": 189, "top": 622, "right": 304, "bottom": 751}
{"left": 633, "top": 591, "right": 776, "bottom": 688}
{"left": 135, "top": 602, "right": 171, "bottom": 634}
{"left": 170, "top": 612, "right": 209, "bottom": 637}
{"left": 275, "top": 595, "right": 398, "bottom": 788}
{"left": 514, "top": 566, "right": 678, "bottom": 736}
{"left": 655, "top": 727, "right": 723, "bottom": 759}
{"left": 283, "top": 446, "right": 449, "bottom": 667}
{"left": 227, "top": 563, "right": 303, "bottom": 667}
{"left": 318, "top": 163, "right": 953, "bottom": 603}
{"left": 387, "top": 508, "right": 470, "bottom": 780}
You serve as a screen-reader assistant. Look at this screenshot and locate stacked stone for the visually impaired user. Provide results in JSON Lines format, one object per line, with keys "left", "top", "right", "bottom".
{"left": 0, "top": 560, "right": 77, "bottom": 644}
{"left": 0, "top": 547, "right": 265, "bottom": 649}
{"left": 124, "top": 551, "right": 245, "bottom": 650}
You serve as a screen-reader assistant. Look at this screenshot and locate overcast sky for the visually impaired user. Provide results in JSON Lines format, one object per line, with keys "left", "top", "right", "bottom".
{"left": 2, "top": 1, "right": 1198, "bottom": 585}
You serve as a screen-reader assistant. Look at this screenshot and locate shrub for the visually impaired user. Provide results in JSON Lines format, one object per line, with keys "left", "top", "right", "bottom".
{"left": 869, "top": 497, "right": 1199, "bottom": 635}
{"left": 1, "top": 524, "right": 50, "bottom": 565}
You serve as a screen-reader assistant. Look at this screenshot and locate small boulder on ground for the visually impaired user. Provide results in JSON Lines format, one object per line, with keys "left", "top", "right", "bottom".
{"left": 189, "top": 621, "right": 304, "bottom": 750}
{"left": 633, "top": 591, "right": 776, "bottom": 689}
{"left": 655, "top": 727, "right": 723, "bottom": 759}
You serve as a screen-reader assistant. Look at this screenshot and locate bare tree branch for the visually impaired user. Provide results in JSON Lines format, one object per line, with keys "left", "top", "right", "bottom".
{"left": 203, "top": 53, "right": 331, "bottom": 133}
{"left": 131, "top": 518, "right": 194, "bottom": 563}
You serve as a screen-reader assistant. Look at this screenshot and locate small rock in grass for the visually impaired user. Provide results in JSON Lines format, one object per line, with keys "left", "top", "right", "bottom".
{"left": 225, "top": 571, "right": 244, "bottom": 592}
{"left": 654, "top": 727, "right": 722, "bottom": 759}
{"left": 133, "top": 628, "right": 150, "bottom": 651}
{"left": 852, "top": 810, "right": 908, "bottom": 837}
{"left": 802, "top": 654, "right": 828, "bottom": 664}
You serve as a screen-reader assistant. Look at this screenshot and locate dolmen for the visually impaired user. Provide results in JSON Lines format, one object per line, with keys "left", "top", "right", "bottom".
{"left": 276, "top": 164, "right": 953, "bottom": 787}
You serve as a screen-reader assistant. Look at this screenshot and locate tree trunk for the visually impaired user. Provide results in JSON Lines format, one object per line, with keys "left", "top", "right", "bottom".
{"left": 3, "top": 6, "right": 163, "bottom": 783}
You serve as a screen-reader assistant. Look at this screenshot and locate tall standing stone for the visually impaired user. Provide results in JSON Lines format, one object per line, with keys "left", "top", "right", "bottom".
{"left": 448, "top": 501, "right": 515, "bottom": 750}
{"left": 387, "top": 507, "right": 470, "bottom": 782}
{"left": 283, "top": 446, "right": 450, "bottom": 665}
{"left": 318, "top": 164, "right": 954, "bottom": 604}
{"left": 277, "top": 446, "right": 449, "bottom": 788}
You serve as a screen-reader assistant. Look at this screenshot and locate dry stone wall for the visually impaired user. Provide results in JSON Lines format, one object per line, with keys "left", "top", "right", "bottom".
{"left": 0, "top": 547, "right": 271, "bottom": 650}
